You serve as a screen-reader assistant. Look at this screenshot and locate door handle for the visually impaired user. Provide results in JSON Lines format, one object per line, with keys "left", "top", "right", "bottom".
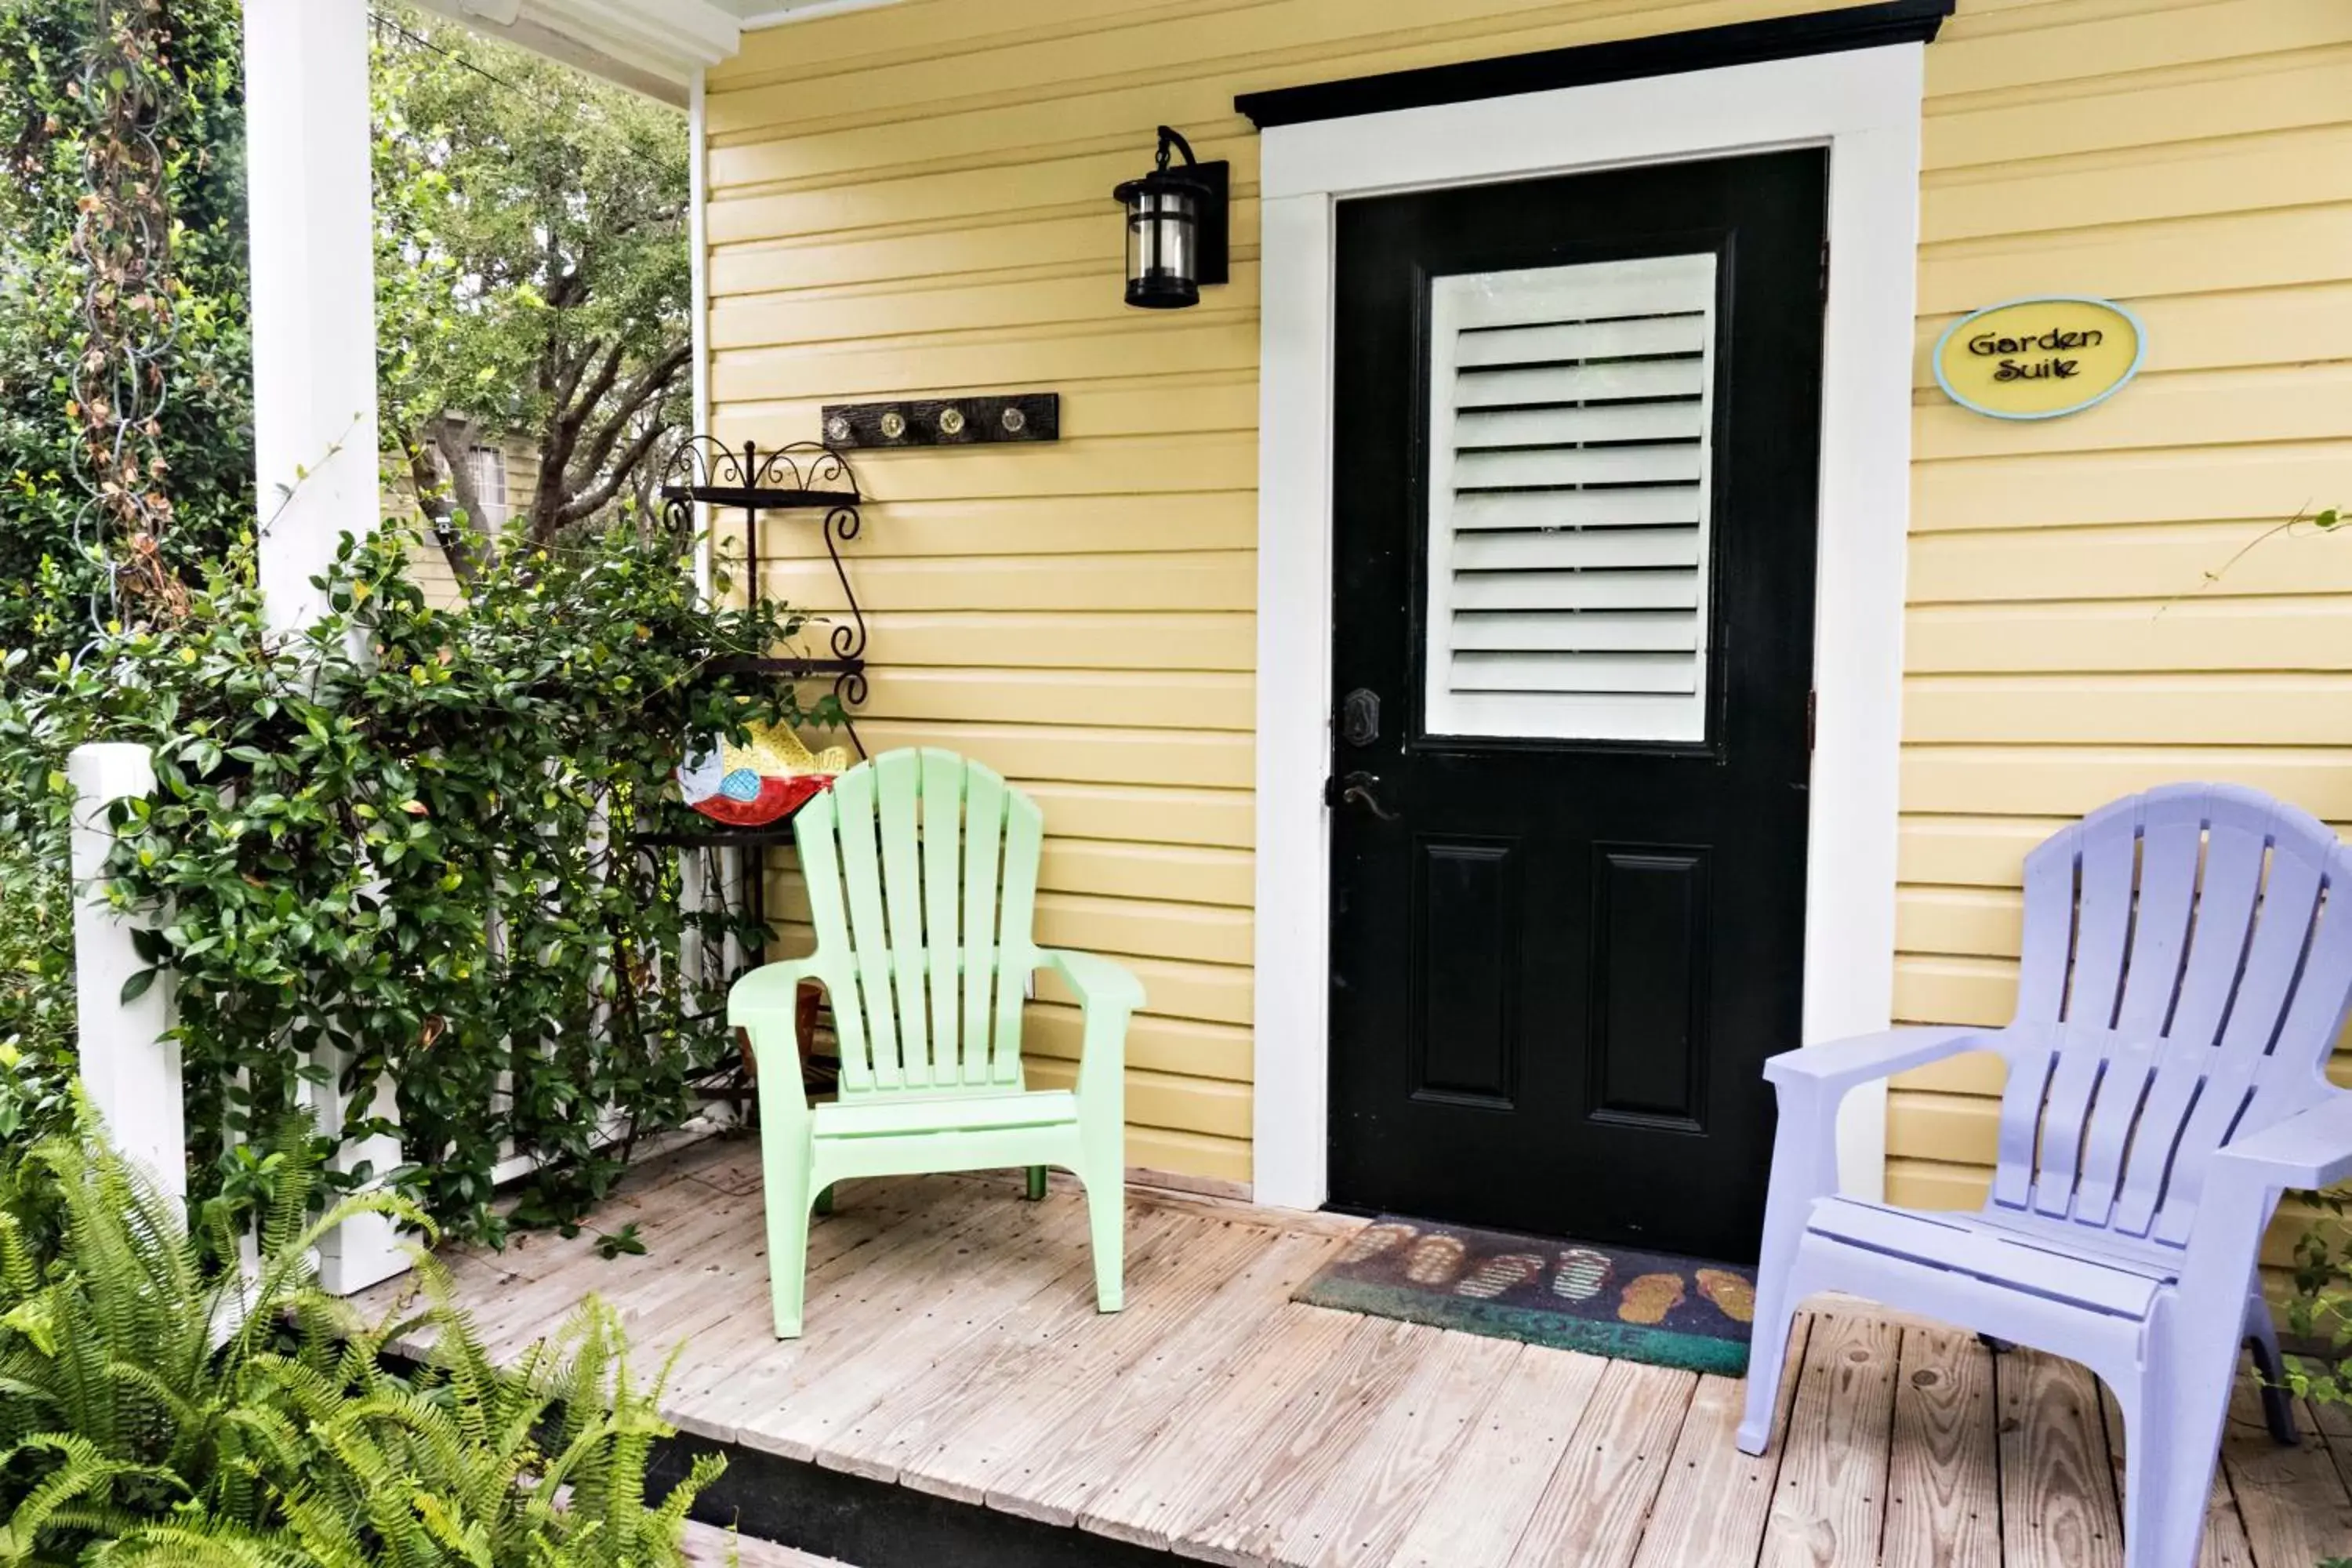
{"left": 1326, "top": 770, "right": 1400, "bottom": 822}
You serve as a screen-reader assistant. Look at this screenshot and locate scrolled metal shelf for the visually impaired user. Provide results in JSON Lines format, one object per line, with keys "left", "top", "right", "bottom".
{"left": 663, "top": 435, "right": 859, "bottom": 501}
{"left": 664, "top": 485, "right": 859, "bottom": 512}
{"left": 633, "top": 819, "right": 810, "bottom": 850}
{"left": 663, "top": 437, "right": 869, "bottom": 759}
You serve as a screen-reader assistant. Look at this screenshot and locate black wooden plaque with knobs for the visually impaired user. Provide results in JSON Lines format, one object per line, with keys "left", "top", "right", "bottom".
{"left": 821, "top": 393, "right": 1060, "bottom": 449}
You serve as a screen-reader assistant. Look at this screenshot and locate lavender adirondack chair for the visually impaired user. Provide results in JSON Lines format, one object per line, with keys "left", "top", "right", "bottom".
{"left": 1740, "top": 783, "right": 2352, "bottom": 1568}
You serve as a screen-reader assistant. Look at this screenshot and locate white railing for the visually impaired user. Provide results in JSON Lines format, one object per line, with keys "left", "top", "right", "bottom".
{"left": 67, "top": 740, "right": 741, "bottom": 1295}
{"left": 70, "top": 741, "right": 411, "bottom": 1294}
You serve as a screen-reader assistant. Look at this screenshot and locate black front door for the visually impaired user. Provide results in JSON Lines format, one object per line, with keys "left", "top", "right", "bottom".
{"left": 1327, "top": 150, "right": 1828, "bottom": 1263}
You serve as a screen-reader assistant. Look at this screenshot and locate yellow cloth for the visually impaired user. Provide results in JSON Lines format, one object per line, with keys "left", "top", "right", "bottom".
{"left": 720, "top": 721, "right": 850, "bottom": 780}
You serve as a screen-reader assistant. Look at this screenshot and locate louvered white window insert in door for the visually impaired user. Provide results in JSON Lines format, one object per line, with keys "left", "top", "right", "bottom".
{"left": 1425, "top": 252, "right": 1719, "bottom": 743}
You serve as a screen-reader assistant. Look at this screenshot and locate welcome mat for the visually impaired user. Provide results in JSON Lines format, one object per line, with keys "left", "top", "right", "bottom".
{"left": 1294, "top": 1217, "right": 1758, "bottom": 1376}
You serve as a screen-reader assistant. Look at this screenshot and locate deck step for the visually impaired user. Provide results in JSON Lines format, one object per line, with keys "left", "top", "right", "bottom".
{"left": 683, "top": 1517, "right": 851, "bottom": 1566}
{"left": 659, "top": 1427, "right": 1189, "bottom": 1568}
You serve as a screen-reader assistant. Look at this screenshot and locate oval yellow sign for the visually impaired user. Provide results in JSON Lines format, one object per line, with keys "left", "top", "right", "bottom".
{"left": 1933, "top": 296, "right": 2145, "bottom": 420}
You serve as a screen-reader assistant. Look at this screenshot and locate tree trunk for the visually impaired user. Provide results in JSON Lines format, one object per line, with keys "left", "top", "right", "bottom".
{"left": 401, "top": 417, "right": 494, "bottom": 588}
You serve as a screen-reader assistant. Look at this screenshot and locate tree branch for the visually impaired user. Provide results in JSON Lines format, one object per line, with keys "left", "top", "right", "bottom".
{"left": 556, "top": 413, "right": 669, "bottom": 528}
{"left": 563, "top": 338, "right": 628, "bottom": 436}
{"left": 427, "top": 416, "right": 498, "bottom": 580}
{"left": 564, "top": 341, "right": 689, "bottom": 510}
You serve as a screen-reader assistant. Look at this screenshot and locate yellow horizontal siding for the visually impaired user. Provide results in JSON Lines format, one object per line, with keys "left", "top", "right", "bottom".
{"left": 710, "top": 0, "right": 2352, "bottom": 1196}
{"left": 1901, "top": 0, "right": 2352, "bottom": 1249}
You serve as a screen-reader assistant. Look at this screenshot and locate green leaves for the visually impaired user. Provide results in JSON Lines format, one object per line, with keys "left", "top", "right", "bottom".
{"left": 590, "top": 1223, "right": 645, "bottom": 1261}
{"left": 2, "top": 517, "right": 815, "bottom": 1247}
{"left": 372, "top": 6, "right": 692, "bottom": 569}
{"left": 0, "top": 1116, "right": 724, "bottom": 1566}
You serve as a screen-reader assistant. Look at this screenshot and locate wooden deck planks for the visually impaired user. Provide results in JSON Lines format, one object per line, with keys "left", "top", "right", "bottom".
{"left": 2219, "top": 1381, "right": 2352, "bottom": 1568}
{"left": 1997, "top": 1348, "right": 2124, "bottom": 1568}
{"left": 744, "top": 1185, "right": 1111, "bottom": 1463}
{"left": 1384, "top": 1340, "right": 1608, "bottom": 1568}
{"left": 1882, "top": 1327, "right": 2000, "bottom": 1568}
{"left": 1268, "top": 1327, "right": 1521, "bottom": 1568}
{"left": 820, "top": 1212, "right": 1247, "bottom": 1489}
{"left": 379, "top": 1140, "right": 2352, "bottom": 1568}
{"left": 1630, "top": 1315, "right": 1815, "bottom": 1568}
{"left": 672, "top": 1192, "right": 1036, "bottom": 1446}
{"left": 658, "top": 1175, "right": 966, "bottom": 1439}
{"left": 1759, "top": 1310, "right": 1901, "bottom": 1568}
{"left": 990, "top": 1225, "right": 1341, "bottom": 1526}
{"left": 1504, "top": 1359, "right": 1698, "bottom": 1568}
{"left": 2307, "top": 1397, "right": 2352, "bottom": 1510}
{"left": 1076, "top": 1303, "right": 1363, "bottom": 1552}
{"left": 1173, "top": 1316, "right": 1438, "bottom": 1566}
{"left": 681, "top": 1518, "right": 844, "bottom": 1567}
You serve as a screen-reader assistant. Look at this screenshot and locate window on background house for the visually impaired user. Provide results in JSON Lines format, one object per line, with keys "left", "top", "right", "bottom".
{"left": 466, "top": 443, "right": 509, "bottom": 531}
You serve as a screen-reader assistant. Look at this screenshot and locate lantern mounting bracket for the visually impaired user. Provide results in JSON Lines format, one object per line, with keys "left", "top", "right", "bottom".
{"left": 1185, "top": 158, "right": 1230, "bottom": 288}
{"left": 1146, "top": 125, "right": 1230, "bottom": 289}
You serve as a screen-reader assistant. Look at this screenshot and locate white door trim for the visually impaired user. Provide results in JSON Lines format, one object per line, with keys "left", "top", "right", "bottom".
{"left": 1251, "top": 42, "right": 1924, "bottom": 1212}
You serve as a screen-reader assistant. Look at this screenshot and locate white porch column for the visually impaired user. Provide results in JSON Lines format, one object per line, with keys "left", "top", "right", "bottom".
{"left": 244, "top": 0, "right": 383, "bottom": 633}
{"left": 243, "top": 0, "right": 406, "bottom": 1292}
{"left": 70, "top": 744, "right": 183, "bottom": 1207}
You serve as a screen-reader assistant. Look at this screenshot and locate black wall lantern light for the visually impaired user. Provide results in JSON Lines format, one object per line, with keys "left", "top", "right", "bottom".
{"left": 1112, "top": 125, "right": 1229, "bottom": 309}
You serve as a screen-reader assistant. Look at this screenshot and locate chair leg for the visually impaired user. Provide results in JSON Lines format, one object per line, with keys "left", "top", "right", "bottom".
{"left": 1025, "top": 1165, "right": 1048, "bottom": 1202}
{"left": 2242, "top": 1292, "right": 2299, "bottom": 1446}
{"left": 813, "top": 1182, "right": 836, "bottom": 1217}
{"left": 1737, "top": 1084, "right": 1836, "bottom": 1456}
{"left": 1080, "top": 1162, "right": 1124, "bottom": 1313}
{"left": 760, "top": 1140, "right": 815, "bottom": 1341}
{"left": 1737, "top": 1259, "right": 1806, "bottom": 1456}
{"left": 2112, "top": 1376, "right": 2153, "bottom": 1566}
{"left": 2122, "top": 1325, "right": 2242, "bottom": 1568}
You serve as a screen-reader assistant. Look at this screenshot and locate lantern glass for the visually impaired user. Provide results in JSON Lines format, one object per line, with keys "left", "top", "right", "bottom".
{"left": 1123, "top": 182, "right": 1200, "bottom": 308}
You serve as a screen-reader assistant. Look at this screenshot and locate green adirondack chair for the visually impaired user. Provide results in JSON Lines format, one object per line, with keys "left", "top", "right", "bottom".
{"left": 726, "top": 747, "right": 1144, "bottom": 1339}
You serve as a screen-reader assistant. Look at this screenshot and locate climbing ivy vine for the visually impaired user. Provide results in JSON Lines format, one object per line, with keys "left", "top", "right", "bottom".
{"left": 1, "top": 524, "right": 821, "bottom": 1243}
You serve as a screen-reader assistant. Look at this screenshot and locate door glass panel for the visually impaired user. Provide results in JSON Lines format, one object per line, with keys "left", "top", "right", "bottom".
{"left": 1424, "top": 252, "right": 1719, "bottom": 742}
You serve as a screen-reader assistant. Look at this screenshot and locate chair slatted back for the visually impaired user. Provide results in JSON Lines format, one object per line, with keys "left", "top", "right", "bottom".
{"left": 792, "top": 749, "right": 1041, "bottom": 1095}
{"left": 1991, "top": 784, "right": 2352, "bottom": 1248}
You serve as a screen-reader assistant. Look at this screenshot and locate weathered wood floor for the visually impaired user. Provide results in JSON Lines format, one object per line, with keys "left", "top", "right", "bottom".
{"left": 354, "top": 1136, "right": 2352, "bottom": 1567}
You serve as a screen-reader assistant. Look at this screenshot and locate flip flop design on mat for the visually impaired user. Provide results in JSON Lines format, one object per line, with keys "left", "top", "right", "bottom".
{"left": 1696, "top": 1267, "right": 1755, "bottom": 1323}
{"left": 1617, "top": 1272, "right": 1687, "bottom": 1325}
{"left": 1292, "top": 1215, "right": 1759, "bottom": 1377}
{"left": 1341, "top": 1221, "right": 1418, "bottom": 1267}
{"left": 1552, "top": 1247, "right": 1614, "bottom": 1303}
{"left": 1455, "top": 1252, "right": 1546, "bottom": 1300}
{"left": 1403, "top": 1232, "right": 1466, "bottom": 1286}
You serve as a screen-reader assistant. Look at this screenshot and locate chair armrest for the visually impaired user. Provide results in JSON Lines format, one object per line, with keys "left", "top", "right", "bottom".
{"left": 1036, "top": 949, "right": 1145, "bottom": 1014}
{"left": 2213, "top": 1093, "right": 2352, "bottom": 1192}
{"left": 728, "top": 959, "right": 824, "bottom": 1130}
{"left": 1036, "top": 949, "right": 1142, "bottom": 1105}
{"left": 728, "top": 957, "right": 825, "bottom": 1028}
{"left": 1763, "top": 1026, "right": 1996, "bottom": 1094}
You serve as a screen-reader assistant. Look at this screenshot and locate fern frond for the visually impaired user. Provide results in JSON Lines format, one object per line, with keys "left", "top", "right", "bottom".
{"left": 0, "top": 1432, "right": 183, "bottom": 1563}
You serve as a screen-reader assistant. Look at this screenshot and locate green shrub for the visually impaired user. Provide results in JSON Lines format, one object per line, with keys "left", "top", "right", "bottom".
{"left": 0, "top": 836, "right": 71, "bottom": 1151}
{"left": 0, "top": 521, "right": 822, "bottom": 1242}
{"left": 0, "top": 1112, "right": 724, "bottom": 1565}
{"left": 2284, "top": 1190, "right": 2350, "bottom": 1407}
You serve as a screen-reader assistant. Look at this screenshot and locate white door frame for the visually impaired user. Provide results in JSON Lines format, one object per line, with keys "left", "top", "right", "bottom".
{"left": 1251, "top": 43, "right": 1925, "bottom": 1212}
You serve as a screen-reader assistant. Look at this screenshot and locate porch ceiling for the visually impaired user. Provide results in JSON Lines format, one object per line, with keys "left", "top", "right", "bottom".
{"left": 412, "top": 0, "right": 746, "bottom": 105}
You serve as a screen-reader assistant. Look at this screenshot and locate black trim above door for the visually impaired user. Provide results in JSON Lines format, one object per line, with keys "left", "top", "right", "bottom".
{"left": 1234, "top": 0, "right": 1953, "bottom": 129}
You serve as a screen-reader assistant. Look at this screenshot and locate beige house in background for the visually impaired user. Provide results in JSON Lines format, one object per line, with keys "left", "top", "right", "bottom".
{"left": 387, "top": 433, "right": 540, "bottom": 608}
